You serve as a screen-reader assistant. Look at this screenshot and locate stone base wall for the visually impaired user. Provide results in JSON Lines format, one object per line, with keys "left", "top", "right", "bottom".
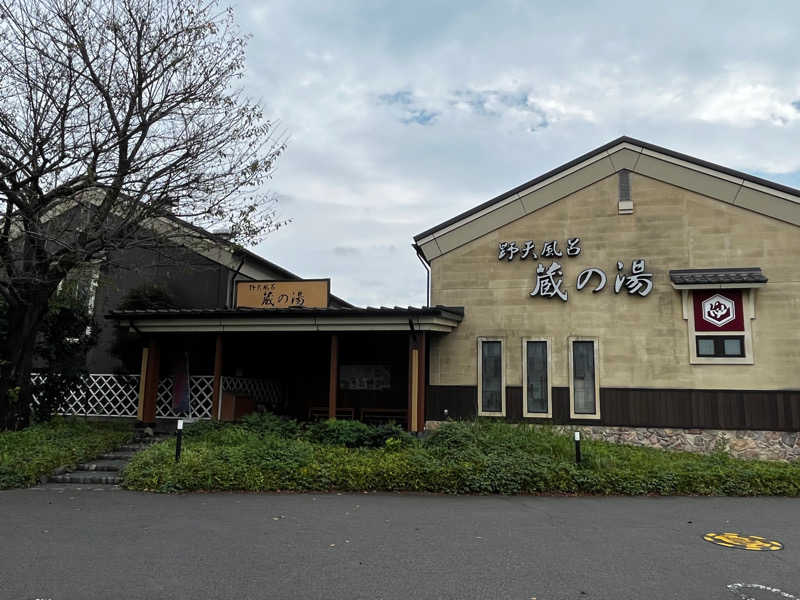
{"left": 424, "top": 421, "right": 800, "bottom": 462}
{"left": 553, "top": 426, "right": 800, "bottom": 462}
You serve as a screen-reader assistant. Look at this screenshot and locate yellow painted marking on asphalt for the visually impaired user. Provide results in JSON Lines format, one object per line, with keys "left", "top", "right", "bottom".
{"left": 704, "top": 532, "right": 783, "bottom": 551}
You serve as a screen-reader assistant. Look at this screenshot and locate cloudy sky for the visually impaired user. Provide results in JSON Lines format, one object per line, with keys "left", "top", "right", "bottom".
{"left": 232, "top": 1, "right": 800, "bottom": 307}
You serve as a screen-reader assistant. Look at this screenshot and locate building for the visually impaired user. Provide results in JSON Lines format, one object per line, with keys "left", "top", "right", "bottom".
{"left": 81, "top": 215, "right": 461, "bottom": 430}
{"left": 92, "top": 136, "right": 800, "bottom": 458}
{"left": 412, "top": 137, "right": 800, "bottom": 458}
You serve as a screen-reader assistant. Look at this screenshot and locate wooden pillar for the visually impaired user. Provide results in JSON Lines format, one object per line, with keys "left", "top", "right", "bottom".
{"left": 408, "top": 334, "right": 419, "bottom": 432}
{"left": 137, "top": 339, "right": 160, "bottom": 424}
{"left": 417, "top": 332, "right": 427, "bottom": 433}
{"left": 408, "top": 332, "right": 428, "bottom": 433}
{"left": 211, "top": 334, "right": 223, "bottom": 420}
{"left": 328, "top": 334, "right": 338, "bottom": 420}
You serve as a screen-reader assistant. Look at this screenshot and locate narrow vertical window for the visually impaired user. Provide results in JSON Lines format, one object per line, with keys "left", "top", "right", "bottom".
{"left": 570, "top": 339, "right": 600, "bottom": 419}
{"left": 478, "top": 338, "right": 504, "bottom": 416}
{"left": 523, "top": 339, "right": 550, "bottom": 417}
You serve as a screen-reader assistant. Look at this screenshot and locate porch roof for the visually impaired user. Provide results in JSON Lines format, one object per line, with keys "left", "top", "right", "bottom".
{"left": 109, "top": 305, "right": 464, "bottom": 334}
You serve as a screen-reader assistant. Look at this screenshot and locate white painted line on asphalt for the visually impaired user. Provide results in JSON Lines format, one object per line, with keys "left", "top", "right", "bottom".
{"left": 727, "top": 583, "right": 798, "bottom": 599}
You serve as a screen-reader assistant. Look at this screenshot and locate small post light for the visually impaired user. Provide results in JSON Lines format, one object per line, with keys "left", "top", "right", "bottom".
{"left": 443, "top": 408, "right": 449, "bottom": 420}
{"left": 574, "top": 430, "right": 582, "bottom": 464}
{"left": 175, "top": 419, "right": 184, "bottom": 463}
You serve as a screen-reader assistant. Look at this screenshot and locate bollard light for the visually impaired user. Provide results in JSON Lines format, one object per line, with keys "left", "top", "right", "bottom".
{"left": 175, "top": 419, "right": 184, "bottom": 463}
{"left": 574, "top": 430, "right": 582, "bottom": 464}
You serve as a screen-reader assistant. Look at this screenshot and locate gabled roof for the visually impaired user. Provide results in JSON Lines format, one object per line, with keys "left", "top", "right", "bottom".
{"left": 413, "top": 136, "right": 800, "bottom": 262}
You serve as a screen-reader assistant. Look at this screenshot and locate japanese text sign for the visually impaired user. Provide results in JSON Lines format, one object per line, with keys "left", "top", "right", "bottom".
{"left": 497, "top": 237, "right": 654, "bottom": 302}
{"left": 236, "top": 279, "right": 329, "bottom": 309}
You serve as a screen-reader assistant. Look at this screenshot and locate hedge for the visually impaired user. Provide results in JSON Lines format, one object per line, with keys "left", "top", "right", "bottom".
{"left": 122, "top": 414, "right": 800, "bottom": 495}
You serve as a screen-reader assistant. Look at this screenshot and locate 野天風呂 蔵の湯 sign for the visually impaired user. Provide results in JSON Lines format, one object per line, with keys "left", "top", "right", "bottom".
{"left": 235, "top": 279, "right": 330, "bottom": 309}
{"left": 498, "top": 237, "right": 653, "bottom": 302}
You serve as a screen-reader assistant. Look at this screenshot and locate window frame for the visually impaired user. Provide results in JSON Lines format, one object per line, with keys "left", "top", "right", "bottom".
{"left": 695, "top": 335, "right": 745, "bottom": 358}
{"left": 568, "top": 336, "right": 601, "bottom": 420}
{"left": 522, "top": 337, "right": 552, "bottom": 418}
{"left": 477, "top": 337, "right": 505, "bottom": 417}
{"left": 682, "top": 289, "right": 755, "bottom": 365}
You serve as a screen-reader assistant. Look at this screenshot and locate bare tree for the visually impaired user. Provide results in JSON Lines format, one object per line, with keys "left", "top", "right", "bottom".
{"left": 0, "top": 0, "right": 286, "bottom": 428}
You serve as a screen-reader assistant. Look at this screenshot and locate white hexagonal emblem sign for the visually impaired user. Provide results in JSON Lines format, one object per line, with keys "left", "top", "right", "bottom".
{"left": 702, "top": 294, "right": 735, "bottom": 327}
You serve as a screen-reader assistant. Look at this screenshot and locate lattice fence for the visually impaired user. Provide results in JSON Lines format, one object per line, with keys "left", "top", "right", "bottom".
{"left": 157, "top": 375, "right": 214, "bottom": 419}
{"left": 221, "top": 376, "right": 287, "bottom": 413}
{"left": 31, "top": 373, "right": 215, "bottom": 419}
{"left": 31, "top": 373, "right": 140, "bottom": 418}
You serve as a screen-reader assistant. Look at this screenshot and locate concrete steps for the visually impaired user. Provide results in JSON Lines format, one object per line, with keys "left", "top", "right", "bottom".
{"left": 74, "top": 459, "right": 128, "bottom": 471}
{"left": 45, "top": 432, "right": 171, "bottom": 488}
{"left": 48, "top": 472, "right": 123, "bottom": 485}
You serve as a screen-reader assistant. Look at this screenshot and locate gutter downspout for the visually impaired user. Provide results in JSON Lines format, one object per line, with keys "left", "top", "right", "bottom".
{"left": 412, "top": 244, "right": 431, "bottom": 307}
{"left": 227, "top": 256, "right": 246, "bottom": 308}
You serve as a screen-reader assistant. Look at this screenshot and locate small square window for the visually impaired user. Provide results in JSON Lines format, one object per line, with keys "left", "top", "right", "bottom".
{"left": 697, "top": 338, "right": 715, "bottom": 356}
{"left": 723, "top": 338, "right": 742, "bottom": 356}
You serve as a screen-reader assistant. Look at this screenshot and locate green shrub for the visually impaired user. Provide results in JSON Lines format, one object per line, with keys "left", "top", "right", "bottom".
{"left": 121, "top": 416, "right": 800, "bottom": 496}
{"left": 367, "top": 423, "right": 417, "bottom": 448}
{"left": 305, "top": 419, "right": 375, "bottom": 447}
{"left": 182, "top": 418, "right": 225, "bottom": 438}
{"left": 0, "top": 418, "right": 132, "bottom": 488}
{"left": 240, "top": 412, "right": 302, "bottom": 439}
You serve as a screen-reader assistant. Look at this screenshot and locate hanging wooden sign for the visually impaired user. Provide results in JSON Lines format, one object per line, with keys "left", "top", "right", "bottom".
{"left": 236, "top": 279, "right": 330, "bottom": 309}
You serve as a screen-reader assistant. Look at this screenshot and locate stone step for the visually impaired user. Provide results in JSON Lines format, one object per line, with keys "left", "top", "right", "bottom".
{"left": 73, "top": 459, "right": 127, "bottom": 472}
{"left": 98, "top": 452, "right": 135, "bottom": 460}
{"left": 133, "top": 436, "right": 170, "bottom": 445}
{"left": 117, "top": 444, "right": 156, "bottom": 452}
{"left": 48, "top": 473, "right": 122, "bottom": 485}
{"left": 32, "top": 483, "right": 123, "bottom": 491}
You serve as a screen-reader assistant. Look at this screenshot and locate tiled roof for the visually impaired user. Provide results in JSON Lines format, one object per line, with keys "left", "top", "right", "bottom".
{"left": 669, "top": 268, "right": 767, "bottom": 286}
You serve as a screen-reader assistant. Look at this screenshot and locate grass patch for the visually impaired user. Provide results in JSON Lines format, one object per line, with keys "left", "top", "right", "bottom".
{"left": 0, "top": 418, "right": 133, "bottom": 489}
{"left": 122, "top": 415, "right": 800, "bottom": 495}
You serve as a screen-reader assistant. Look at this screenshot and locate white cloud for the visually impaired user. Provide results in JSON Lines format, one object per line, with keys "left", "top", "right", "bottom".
{"left": 231, "top": 0, "right": 800, "bottom": 306}
{"left": 691, "top": 78, "right": 800, "bottom": 126}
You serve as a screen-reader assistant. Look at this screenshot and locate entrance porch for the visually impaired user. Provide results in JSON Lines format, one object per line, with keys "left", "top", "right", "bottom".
{"left": 112, "top": 306, "right": 463, "bottom": 432}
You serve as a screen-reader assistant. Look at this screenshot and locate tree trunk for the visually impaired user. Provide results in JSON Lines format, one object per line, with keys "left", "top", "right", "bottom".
{"left": 0, "top": 290, "right": 54, "bottom": 430}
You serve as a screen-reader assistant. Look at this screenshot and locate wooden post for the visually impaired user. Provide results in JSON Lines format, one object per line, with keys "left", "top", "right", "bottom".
{"left": 137, "top": 346, "right": 149, "bottom": 422}
{"left": 328, "top": 334, "right": 338, "bottom": 420}
{"left": 417, "top": 332, "right": 427, "bottom": 433}
{"left": 407, "top": 335, "right": 414, "bottom": 432}
{"left": 408, "top": 334, "right": 421, "bottom": 432}
{"left": 211, "top": 334, "right": 223, "bottom": 420}
{"left": 137, "top": 340, "right": 160, "bottom": 424}
{"left": 407, "top": 332, "right": 427, "bottom": 433}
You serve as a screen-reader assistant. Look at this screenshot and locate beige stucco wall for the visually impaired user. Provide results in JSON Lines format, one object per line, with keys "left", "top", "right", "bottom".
{"left": 429, "top": 173, "right": 800, "bottom": 390}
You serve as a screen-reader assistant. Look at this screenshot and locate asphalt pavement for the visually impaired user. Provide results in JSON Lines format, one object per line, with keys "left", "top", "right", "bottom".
{"left": 0, "top": 487, "right": 797, "bottom": 600}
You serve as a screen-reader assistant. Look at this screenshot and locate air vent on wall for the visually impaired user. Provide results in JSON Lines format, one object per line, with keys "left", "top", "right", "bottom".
{"left": 618, "top": 169, "right": 633, "bottom": 214}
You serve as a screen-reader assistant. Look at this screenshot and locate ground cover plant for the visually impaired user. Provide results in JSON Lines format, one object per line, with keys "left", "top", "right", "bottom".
{"left": 122, "top": 414, "right": 800, "bottom": 495}
{"left": 0, "top": 418, "right": 132, "bottom": 489}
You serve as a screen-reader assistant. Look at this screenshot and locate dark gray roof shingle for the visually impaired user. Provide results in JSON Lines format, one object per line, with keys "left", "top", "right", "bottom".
{"left": 669, "top": 267, "right": 767, "bottom": 286}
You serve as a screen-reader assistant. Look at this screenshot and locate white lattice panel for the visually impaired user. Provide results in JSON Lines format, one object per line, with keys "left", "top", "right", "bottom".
{"left": 222, "top": 376, "right": 286, "bottom": 411}
{"left": 31, "top": 373, "right": 140, "bottom": 418}
{"left": 157, "top": 375, "right": 214, "bottom": 419}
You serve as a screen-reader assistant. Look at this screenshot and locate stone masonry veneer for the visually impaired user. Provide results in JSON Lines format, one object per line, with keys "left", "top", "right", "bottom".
{"left": 425, "top": 421, "right": 800, "bottom": 462}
